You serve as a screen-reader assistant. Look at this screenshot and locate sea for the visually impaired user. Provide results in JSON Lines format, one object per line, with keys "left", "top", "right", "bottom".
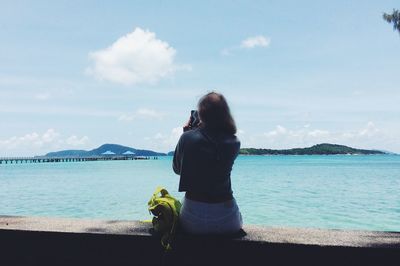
{"left": 1, "top": 155, "right": 399, "bottom": 231}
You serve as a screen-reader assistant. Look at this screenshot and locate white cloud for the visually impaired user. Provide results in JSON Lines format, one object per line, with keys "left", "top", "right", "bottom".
{"left": 144, "top": 127, "right": 183, "bottom": 152}
{"left": 42, "top": 128, "right": 59, "bottom": 143}
{"left": 35, "top": 93, "right": 51, "bottom": 101}
{"left": 221, "top": 48, "right": 233, "bottom": 56}
{"left": 136, "top": 108, "right": 163, "bottom": 118}
{"left": 0, "top": 129, "right": 90, "bottom": 156}
{"left": 86, "top": 27, "right": 190, "bottom": 85}
{"left": 308, "top": 129, "right": 330, "bottom": 137}
{"left": 240, "top": 35, "right": 270, "bottom": 48}
{"left": 222, "top": 35, "right": 270, "bottom": 55}
{"left": 118, "top": 108, "right": 165, "bottom": 122}
{"left": 358, "top": 121, "right": 379, "bottom": 137}
{"left": 66, "top": 135, "right": 89, "bottom": 146}
{"left": 264, "top": 125, "right": 287, "bottom": 137}
{"left": 238, "top": 121, "right": 389, "bottom": 151}
{"left": 237, "top": 129, "right": 245, "bottom": 136}
{"left": 0, "top": 129, "right": 61, "bottom": 150}
{"left": 338, "top": 122, "right": 380, "bottom": 140}
{"left": 118, "top": 114, "right": 135, "bottom": 122}
{"left": 261, "top": 122, "right": 381, "bottom": 144}
{"left": 142, "top": 122, "right": 388, "bottom": 153}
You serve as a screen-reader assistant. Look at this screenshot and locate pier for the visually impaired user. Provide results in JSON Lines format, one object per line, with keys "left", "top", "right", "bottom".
{"left": 0, "top": 155, "right": 158, "bottom": 164}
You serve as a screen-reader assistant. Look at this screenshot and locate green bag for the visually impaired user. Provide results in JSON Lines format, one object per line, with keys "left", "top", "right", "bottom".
{"left": 148, "top": 187, "right": 182, "bottom": 250}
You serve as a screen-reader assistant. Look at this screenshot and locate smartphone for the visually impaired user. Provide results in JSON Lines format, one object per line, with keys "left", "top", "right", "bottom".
{"left": 189, "top": 110, "right": 200, "bottom": 129}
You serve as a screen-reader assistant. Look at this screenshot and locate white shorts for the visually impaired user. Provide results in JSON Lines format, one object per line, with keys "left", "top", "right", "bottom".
{"left": 179, "top": 196, "right": 243, "bottom": 235}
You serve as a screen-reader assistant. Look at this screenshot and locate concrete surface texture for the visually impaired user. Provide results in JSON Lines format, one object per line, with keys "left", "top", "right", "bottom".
{"left": 0, "top": 215, "right": 399, "bottom": 266}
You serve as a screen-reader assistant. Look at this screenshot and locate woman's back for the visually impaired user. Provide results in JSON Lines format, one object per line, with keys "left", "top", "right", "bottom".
{"left": 173, "top": 127, "right": 240, "bottom": 197}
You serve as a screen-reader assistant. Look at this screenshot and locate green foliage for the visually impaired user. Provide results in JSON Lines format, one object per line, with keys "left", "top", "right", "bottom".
{"left": 383, "top": 9, "right": 400, "bottom": 34}
{"left": 239, "top": 143, "right": 385, "bottom": 155}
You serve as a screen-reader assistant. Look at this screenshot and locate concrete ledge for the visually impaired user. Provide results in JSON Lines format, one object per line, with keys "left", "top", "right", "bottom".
{"left": 1, "top": 215, "right": 399, "bottom": 265}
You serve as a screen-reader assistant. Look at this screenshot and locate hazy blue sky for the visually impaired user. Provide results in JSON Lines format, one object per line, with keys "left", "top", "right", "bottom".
{"left": 1, "top": 0, "right": 399, "bottom": 156}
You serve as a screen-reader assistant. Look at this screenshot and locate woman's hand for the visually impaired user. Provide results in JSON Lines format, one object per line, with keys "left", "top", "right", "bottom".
{"left": 183, "top": 118, "right": 191, "bottom": 132}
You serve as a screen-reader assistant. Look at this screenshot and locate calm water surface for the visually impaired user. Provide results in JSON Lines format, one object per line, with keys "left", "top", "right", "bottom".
{"left": 1, "top": 155, "right": 399, "bottom": 231}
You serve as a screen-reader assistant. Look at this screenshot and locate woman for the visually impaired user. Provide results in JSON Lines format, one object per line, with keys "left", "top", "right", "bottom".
{"left": 173, "top": 92, "right": 242, "bottom": 234}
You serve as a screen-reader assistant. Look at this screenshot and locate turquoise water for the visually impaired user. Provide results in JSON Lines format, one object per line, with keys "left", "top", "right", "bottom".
{"left": 1, "top": 155, "right": 399, "bottom": 231}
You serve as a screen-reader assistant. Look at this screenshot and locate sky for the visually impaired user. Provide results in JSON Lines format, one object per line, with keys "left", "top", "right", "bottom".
{"left": 0, "top": 0, "right": 399, "bottom": 156}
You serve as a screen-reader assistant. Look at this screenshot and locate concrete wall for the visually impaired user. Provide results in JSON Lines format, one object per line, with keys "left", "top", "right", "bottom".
{"left": 0, "top": 216, "right": 399, "bottom": 266}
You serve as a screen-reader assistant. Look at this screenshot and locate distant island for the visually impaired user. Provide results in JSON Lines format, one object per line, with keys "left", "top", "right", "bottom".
{"left": 239, "top": 143, "right": 386, "bottom": 155}
{"left": 44, "top": 144, "right": 166, "bottom": 157}
{"left": 44, "top": 143, "right": 389, "bottom": 158}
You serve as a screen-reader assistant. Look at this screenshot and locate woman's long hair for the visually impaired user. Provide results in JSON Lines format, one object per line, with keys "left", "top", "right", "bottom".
{"left": 198, "top": 92, "right": 237, "bottom": 135}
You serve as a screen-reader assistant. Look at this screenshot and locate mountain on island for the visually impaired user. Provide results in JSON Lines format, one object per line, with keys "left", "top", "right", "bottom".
{"left": 239, "top": 143, "right": 387, "bottom": 155}
{"left": 45, "top": 143, "right": 389, "bottom": 157}
{"left": 45, "top": 144, "right": 166, "bottom": 157}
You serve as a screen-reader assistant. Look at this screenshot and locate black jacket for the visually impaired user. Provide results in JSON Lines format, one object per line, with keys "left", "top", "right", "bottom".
{"left": 173, "top": 126, "right": 240, "bottom": 197}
